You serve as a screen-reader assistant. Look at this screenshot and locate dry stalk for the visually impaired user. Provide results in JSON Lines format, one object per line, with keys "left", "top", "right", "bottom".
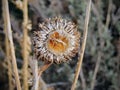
{"left": 6, "top": 49, "right": 14, "bottom": 90}
{"left": 22, "top": 0, "right": 29, "bottom": 90}
{"left": 2, "top": 0, "right": 21, "bottom": 90}
{"left": 37, "top": 62, "right": 52, "bottom": 90}
{"left": 2, "top": 4, "right": 13, "bottom": 89}
{"left": 38, "top": 62, "right": 53, "bottom": 76}
{"left": 30, "top": 59, "right": 40, "bottom": 90}
{"left": 90, "top": 52, "right": 102, "bottom": 90}
{"left": 105, "top": 0, "right": 112, "bottom": 28}
{"left": 4, "top": 22, "right": 13, "bottom": 90}
{"left": 80, "top": 68, "right": 86, "bottom": 90}
{"left": 71, "top": 0, "right": 91, "bottom": 90}
{"left": 39, "top": 77, "right": 47, "bottom": 90}
{"left": 30, "top": 57, "right": 48, "bottom": 90}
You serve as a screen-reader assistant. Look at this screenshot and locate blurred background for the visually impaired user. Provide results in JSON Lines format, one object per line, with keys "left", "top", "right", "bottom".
{"left": 0, "top": 0, "right": 120, "bottom": 90}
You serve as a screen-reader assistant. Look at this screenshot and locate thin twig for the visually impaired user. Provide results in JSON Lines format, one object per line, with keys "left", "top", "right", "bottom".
{"left": 38, "top": 62, "right": 53, "bottom": 76}
{"left": 2, "top": 0, "right": 22, "bottom": 90}
{"left": 90, "top": 2, "right": 102, "bottom": 89}
{"left": 22, "top": 0, "right": 29, "bottom": 90}
{"left": 80, "top": 68, "right": 86, "bottom": 90}
{"left": 90, "top": 52, "right": 102, "bottom": 90}
{"left": 39, "top": 77, "right": 47, "bottom": 90}
{"left": 71, "top": 0, "right": 91, "bottom": 90}
{"left": 90, "top": 1, "right": 112, "bottom": 89}
{"left": 105, "top": 0, "right": 112, "bottom": 28}
{"left": 30, "top": 57, "right": 48, "bottom": 90}
{"left": 31, "top": 59, "right": 40, "bottom": 90}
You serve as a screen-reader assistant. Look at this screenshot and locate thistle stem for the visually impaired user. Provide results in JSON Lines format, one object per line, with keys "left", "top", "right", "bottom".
{"left": 38, "top": 62, "right": 53, "bottom": 76}
{"left": 71, "top": 0, "right": 91, "bottom": 90}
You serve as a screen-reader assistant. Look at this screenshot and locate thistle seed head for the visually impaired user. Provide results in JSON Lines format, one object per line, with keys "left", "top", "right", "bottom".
{"left": 33, "top": 17, "right": 80, "bottom": 64}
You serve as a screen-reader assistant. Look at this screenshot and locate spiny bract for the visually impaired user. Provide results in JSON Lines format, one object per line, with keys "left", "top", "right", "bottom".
{"left": 33, "top": 17, "right": 80, "bottom": 64}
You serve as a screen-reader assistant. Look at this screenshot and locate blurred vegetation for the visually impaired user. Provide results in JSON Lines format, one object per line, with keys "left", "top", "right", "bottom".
{"left": 0, "top": 0, "right": 120, "bottom": 90}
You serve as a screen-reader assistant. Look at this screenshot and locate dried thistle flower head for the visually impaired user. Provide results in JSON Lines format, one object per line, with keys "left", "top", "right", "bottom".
{"left": 33, "top": 17, "right": 80, "bottom": 64}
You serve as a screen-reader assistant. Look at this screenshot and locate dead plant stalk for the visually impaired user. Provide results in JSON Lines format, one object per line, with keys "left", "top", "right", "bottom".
{"left": 2, "top": 2, "right": 13, "bottom": 89}
{"left": 4, "top": 18, "right": 13, "bottom": 90}
{"left": 5, "top": 36, "right": 13, "bottom": 90}
{"left": 23, "top": 0, "right": 29, "bottom": 90}
{"left": 71, "top": 0, "right": 91, "bottom": 90}
{"left": 2, "top": 0, "right": 22, "bottom": 90}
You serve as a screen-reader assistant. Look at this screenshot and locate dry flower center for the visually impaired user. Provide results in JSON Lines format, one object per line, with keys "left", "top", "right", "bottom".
{"left": 47, "top": 31, "right": 69, "bottom": 54}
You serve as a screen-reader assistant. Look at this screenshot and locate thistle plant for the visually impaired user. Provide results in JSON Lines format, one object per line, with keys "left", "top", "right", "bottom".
{"left": 33, "top": 17, "right": 80, "bottom": 64}
{"left": 32, "top": 17, "right": 80, "bottom": 90}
